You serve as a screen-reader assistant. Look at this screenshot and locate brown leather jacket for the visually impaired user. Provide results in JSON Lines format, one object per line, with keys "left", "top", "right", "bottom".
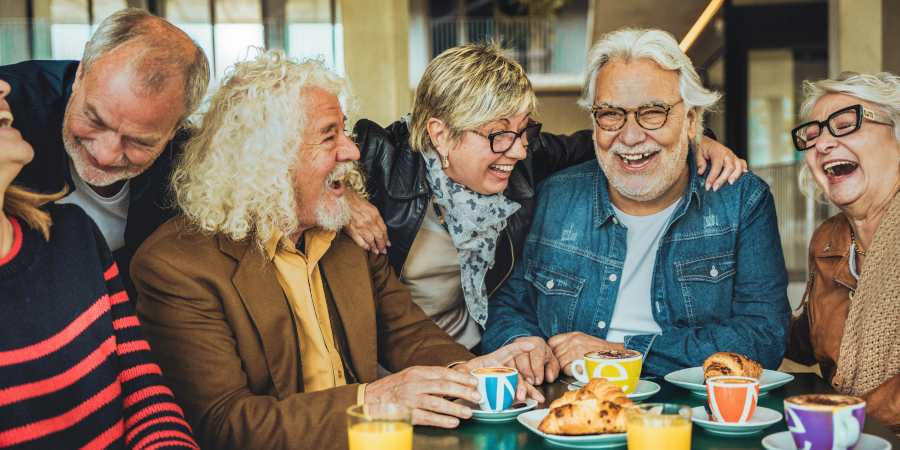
{"left": 786, "top": 213, "right": 900, "bottom": 432}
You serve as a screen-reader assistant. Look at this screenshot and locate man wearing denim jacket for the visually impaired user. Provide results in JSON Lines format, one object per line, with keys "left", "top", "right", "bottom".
{"left": 482, "top": 28, "right": 790, "bottom": 383}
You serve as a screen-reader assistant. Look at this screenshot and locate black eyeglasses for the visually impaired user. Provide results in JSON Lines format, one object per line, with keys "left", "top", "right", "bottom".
{"left": 791, "top": 104, "right": 893, "bottom": 151}
{"left": 471, "top": 121, "right": 542, "bottom": 154}
{"left": 590, "top": 100, "right": 684, "bottom": 132}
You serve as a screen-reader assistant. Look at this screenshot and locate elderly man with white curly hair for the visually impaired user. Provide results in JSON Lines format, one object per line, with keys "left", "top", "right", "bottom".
{"left": 483, "top": 27, "right": 791, "bottom": 380}
{"left": 130, "top": 49, "right": 543, "bottom": 449}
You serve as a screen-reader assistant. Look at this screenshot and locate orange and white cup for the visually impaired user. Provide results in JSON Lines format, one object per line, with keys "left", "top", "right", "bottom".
{"left": 706, "top": 376, "right": 759, "bottom": 423}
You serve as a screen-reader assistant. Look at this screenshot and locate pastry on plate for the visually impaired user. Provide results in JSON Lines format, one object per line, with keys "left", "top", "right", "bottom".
{"left": 702, "top": 352, "right": 762, "bottom": 380}
{"left": 539, "top": 378, "right": 633, "bottom": 435}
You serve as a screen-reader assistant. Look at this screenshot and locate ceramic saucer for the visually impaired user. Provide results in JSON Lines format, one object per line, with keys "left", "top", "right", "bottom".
{"left": 690, "top": 406, "right": 781, "bottom": 436}
{"left": 565, "top": 380, "right": 660, "bottom": 403}
{"left": 762, "top": 431, "right": 892, "bottom": 450}
{"left": 454, "top": 397, "right": 538, "bottom": 423}
{"left": 664, "top": 367, "right": 794, "bottom": 396}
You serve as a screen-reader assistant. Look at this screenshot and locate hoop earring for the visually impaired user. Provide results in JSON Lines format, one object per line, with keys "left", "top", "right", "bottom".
{"left": 441, "top": 154, "right": 450, "bottom": 170}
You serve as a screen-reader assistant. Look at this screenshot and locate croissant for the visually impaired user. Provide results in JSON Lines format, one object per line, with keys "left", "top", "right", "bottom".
{"left": 550, "top": 378, "right": 632, "bottom": 410}
{"left": 538, "top": 397, "right": 629, "bottom": 435}
{"left": 702, "top": 352, "right": 763, "bottom": 380}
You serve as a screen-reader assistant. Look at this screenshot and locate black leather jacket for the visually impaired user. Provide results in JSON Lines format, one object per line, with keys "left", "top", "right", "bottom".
{"left": 353, "top": 119, "right": 595, "bottom": 298}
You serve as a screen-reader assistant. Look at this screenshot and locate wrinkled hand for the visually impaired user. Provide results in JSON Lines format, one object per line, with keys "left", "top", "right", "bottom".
{"left": 547, "top": 332, "right": 624, "bottom": 377}
{"left": 345, "top": 191, "right": 390, "bottom": 254}
{"left": 364, "top": 366, "right": 480, "bottom": 428}
{"left": 695, "top": 136, "right": 748, "bottom": 192}
{"left": 496, "top": 336, "right": 560, "bottom": 386}
{"left": 454, "top": 340, "right": 545, "bottom": 404}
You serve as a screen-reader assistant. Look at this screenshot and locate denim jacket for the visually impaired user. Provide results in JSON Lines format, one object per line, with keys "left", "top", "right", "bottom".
{"left": 482, "top": 155, "right": 790, "bottom": 377}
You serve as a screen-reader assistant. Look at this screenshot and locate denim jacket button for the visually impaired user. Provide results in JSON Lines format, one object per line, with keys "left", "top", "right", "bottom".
{"left": 546, "top": 280, "right": 555, "bottom": 289}
{"left": 612, "top": 217, "right": 619, "bottom": 225}
{"left": 598, "top": 321, "right": 607, "bottom": 329}
{"left": 710, "top": 266, "right": 719, "bottom": 277}
{"left": 609, "top": 274, "right": 617, "bottom": 282}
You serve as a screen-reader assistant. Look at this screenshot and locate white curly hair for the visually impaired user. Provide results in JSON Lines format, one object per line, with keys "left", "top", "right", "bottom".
{"left": 172, "top": 48, "right": 361, "bottom": 249}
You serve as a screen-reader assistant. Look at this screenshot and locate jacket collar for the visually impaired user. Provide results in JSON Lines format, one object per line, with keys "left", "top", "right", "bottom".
{"left": 385, "top": 121, "right": 534, "bottom": 200}
{"left": 218, "top": 234, "right": 299, "bottom": 399}
{"left": 815, "top": 215, "right": 856, "bottom": 289}
{"left": 592, "top": 151, "right": 701, "bottom": 228}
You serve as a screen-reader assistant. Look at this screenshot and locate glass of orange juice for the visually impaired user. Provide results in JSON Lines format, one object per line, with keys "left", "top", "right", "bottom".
{"left": 347, "top": 403, "right": 413, "bottom": 450}
{"left": 626, "top": 403, "right": 692, "bottom": 450}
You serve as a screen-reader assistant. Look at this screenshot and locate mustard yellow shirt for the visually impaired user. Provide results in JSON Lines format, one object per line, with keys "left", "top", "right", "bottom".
{"left": 266, "top": 228, "right": 366, "bottom": 404}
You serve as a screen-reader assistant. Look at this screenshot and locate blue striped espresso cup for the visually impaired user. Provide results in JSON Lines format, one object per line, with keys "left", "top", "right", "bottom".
{"left": 471, "top": 367, "right": 518, "bottom": 412}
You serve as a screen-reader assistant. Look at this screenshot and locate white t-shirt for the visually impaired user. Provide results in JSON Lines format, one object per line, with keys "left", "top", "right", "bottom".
{"left": 56, "top": 158, "right": 130, "bottom": 251}
{"left": 605, "top": 201, "right": 680, "bottom": 343}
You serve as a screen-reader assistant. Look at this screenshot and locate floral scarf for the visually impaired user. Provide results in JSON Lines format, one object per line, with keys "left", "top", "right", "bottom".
{"left": 422, "top": 150, "right": 520, "bottom": 327}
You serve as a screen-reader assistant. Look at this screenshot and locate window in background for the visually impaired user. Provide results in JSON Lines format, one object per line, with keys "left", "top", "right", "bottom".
{"left": 287, "top": 0, "right": 343, "bottom": 74}
{"left": 50, "top": 0, "right": 90, "bottom": 60}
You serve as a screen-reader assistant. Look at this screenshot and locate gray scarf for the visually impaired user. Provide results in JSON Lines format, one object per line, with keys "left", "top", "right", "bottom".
{"left": 422, "top": 150, "right": 521, "bottom": 326}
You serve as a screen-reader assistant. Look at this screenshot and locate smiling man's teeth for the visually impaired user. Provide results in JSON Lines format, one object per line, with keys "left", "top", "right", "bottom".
{"left": 620, "top": 152, "right": 655, "bottom": 161}
{"left": 0, "top": 110, "right": 12, "bottom": 127}
{"left": 489, "top": 164, "right": 513, "bottom": 173}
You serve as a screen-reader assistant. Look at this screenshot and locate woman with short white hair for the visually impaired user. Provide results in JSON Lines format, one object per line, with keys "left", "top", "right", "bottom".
{"left": 786, "top": 71, "right": 900, "bottom": 432}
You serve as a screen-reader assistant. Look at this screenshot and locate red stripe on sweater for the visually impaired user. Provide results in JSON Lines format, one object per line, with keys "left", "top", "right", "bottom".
{"left": 123, "top": 386, "right": 174, "bottom": 410}
{"left": 110, "top": 291, "right": 129, "bottom": 305}
{"left": 0, "top": 216, "right": 22, "bottom": 266}
{"left": 117, "top": 340, "right": 151, "bottom": 355}
{"left": 0, "top": 381, "right": 121, "bottom": 446}
{"left": 0, "top": 336, "right": 116, "bottom": 407}
{"left": 79, "top": 419, "right": 124, "bottom": 450}
{"left": 119, "top": 364, "right": 163, "bottom": 383}
{"left": 0, "top": 295, "right": 110, "bottom": 367}
{"left": 142, "top": 440, "right": 198, "bottom": 450}
{"left": 133, "top": 431, "right": 199, "bottom": 450}
{"left": 104, "top": 263, "right": 119, "bottom": 281}
{"left": 125, "top": 417, "right": 191, "bottom": 444}
{"left": 113, "top": 316, "right": 140, "bottom": 330}
{"left": 125, "top": 403, "right": 186, "bottom": 430}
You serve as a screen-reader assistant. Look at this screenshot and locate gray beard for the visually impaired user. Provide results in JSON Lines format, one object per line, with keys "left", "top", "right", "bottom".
{"left": 315, "top": 194, "right": 350, "bottom": 232}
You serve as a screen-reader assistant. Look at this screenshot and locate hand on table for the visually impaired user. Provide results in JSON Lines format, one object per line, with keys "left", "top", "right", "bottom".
{"left": 695, "top": 135, "right": 748, "bottom": 192}
{"left": 548, "top": 332, "right": 624, "bottom": 377}
{"left": 454, "top": 340, "right": 546, "bottom": 404}
{"left": 495, "top": 336, "right": 560, "bottom": 386}
{"left": 364, "top": 366, "right": 481, "bottom": 428}
{"left": 345, "top": 190, "right": 390, "bottom": 254}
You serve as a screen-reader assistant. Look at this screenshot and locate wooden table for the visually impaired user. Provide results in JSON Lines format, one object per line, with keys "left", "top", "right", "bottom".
{"left": 412, "top": 373, "right": 900, "bottom": 449}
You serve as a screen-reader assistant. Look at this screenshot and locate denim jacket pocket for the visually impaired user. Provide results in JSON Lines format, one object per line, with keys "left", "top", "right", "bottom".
{"left": 674, "top": 252, "right": 737, "bottom": 327}
{"left": 525, "top": 260, "right": 586, "bottom": 297}
{"left": 675, "top": 252, "right": 736, "bottom": 283}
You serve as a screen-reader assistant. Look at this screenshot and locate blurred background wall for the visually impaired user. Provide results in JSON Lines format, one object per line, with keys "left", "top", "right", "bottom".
{"left": 1, "top": 0, "right": 899, "bottom": 364}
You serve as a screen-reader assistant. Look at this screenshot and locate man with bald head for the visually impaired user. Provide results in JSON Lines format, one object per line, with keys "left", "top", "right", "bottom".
{"left": 1, "top": 8, "right": 209, "bottom": 300}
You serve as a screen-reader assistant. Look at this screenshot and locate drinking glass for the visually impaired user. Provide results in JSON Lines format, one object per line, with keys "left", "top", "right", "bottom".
{"left": 626, "top": 403, "right": 692, "bottom": 450}
{"left": 347, "top": 403, "right": 413, "bottom": 450}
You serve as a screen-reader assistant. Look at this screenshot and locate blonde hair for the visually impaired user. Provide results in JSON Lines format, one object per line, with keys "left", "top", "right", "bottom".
{"left": 172, "top": 48, "right": 359, "bottom": 249}
{"left": 408, "top": 41, "right": 537, "bottom": 154}
{"left": 3, "top": 186, "right": 67, "bottom": 240}
{"left": 579, "top": 28, "right": 721, "bottom": 146}
{"left": 798, "top": 72, "right": 900, "bottom": 203}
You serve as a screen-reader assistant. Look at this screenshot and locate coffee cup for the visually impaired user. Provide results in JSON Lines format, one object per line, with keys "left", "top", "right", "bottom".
{"left": 471, "top": 367, "right": 518, "bottom": 412}
{"left": 784, "top": 394, "right": 866, "bottom": 450}
{"left": 570, "top": 349, "right": 643, "bottom": 394}
{"left": 706, "top": 376, "right": 759, "bottom": 423}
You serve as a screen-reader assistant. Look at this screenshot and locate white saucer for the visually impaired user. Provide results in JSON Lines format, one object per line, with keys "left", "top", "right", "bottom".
{"left": 664, "top": 367, "right": 794, "bottom": 396}
{"left": 762, "top": 431, "right": 892, "bottom": 450}
{"left": 517, "top": 409, "right": 627, "bottom": 448}
{"left": 454, "top": 397, "right": 538, "bottom": 423}
{"left": 690, "top": 406, "right": 781, "bottom": 436}
{"left": 566, "top": 380, "right": 661, "bottom": 403}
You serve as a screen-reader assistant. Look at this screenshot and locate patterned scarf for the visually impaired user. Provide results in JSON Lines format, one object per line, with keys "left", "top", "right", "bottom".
{"left": 836, "top": 192, "right": 900, "bottom": 397}
{"left": 422, "top": 150, "right": 521, "bottom": 326}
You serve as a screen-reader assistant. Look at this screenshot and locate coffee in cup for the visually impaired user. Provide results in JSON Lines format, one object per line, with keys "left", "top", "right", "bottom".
{"left": 784, "top": 394, "right": 866, "bottom": 450}
{"left": 706, "top": 376, "right": 759, "bottom": 423}
{"left": 470, "top": 367, "right": 518, "bottom": 412}
{"left": 570, "top": 349, "right": 643, "bottom": 394}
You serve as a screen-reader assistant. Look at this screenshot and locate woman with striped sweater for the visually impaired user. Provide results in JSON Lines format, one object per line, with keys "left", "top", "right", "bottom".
{"left": 0, "top": 78, "right": 197, "bottom": 449}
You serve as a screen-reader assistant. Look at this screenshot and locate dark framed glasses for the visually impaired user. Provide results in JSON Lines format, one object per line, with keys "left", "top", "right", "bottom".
{"left": 791, "top": 104, "right": 893, "bottom": 151}
{"left": 590, "top": 100, "right": 684, "bottom": 132}
{"left": 471, "top": 121, "right": 542, "bottom": 154}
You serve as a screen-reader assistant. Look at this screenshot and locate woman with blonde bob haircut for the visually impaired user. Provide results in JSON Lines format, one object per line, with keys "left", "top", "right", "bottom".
{"left": 345, "top": 40, "right": 745, "bottom": 375}
{"left": 786, "top": 71, "right": 900, "bottom": 432}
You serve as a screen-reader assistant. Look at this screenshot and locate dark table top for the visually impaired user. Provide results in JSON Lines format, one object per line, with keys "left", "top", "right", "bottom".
{"left": 412, "top": 373, "right": 899, "bottom": 449}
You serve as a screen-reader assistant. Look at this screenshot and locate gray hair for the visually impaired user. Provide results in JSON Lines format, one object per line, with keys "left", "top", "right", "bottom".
{"left": 408, "top": 41, "right": 537, "bottom": 154}
{"left": 798, "top": 71, "right": 900, "bottom": 203}
{"left": 578, "top": 28, "right": 720, "bottom": 145}
{"left": 82, "top": 8, "right": 210, "bottom": 129}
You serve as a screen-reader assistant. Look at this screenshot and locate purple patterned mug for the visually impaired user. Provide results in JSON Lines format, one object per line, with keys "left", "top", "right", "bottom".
{"left": 784, "top": 394, "right": 866, "bottom": 450}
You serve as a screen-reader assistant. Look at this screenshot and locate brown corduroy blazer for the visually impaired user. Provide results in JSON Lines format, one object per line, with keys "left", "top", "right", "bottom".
{"left": 131, "top": 217, "right": 475, "bottom": 449}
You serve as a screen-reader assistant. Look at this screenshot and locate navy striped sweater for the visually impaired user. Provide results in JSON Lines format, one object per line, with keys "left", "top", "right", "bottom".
{"left": 0, "top": 204, "right": 197, "bottom": 450}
